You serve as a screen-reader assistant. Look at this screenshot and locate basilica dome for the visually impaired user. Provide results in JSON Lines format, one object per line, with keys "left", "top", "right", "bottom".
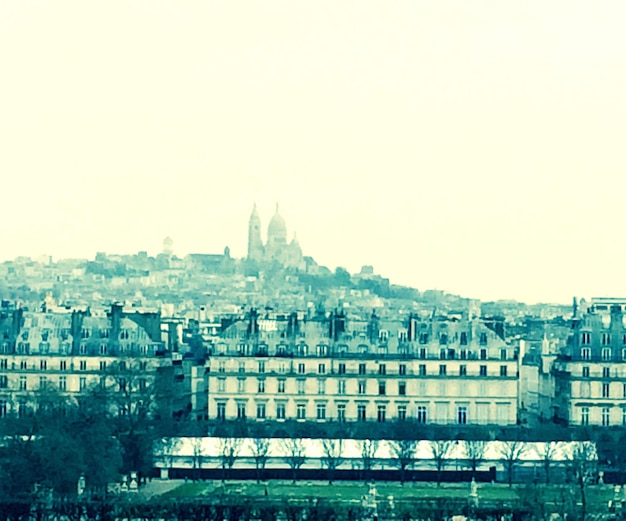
{"left": 267, "top": 205, "right": 287, "bottom": 244}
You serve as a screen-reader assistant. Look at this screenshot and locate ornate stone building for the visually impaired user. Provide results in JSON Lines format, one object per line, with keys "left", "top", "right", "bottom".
{"left": 205, "top": 310, "right": 519, "bottom": 426}
{"left": 247, "top": 204, "right": 303, "bottom": 269}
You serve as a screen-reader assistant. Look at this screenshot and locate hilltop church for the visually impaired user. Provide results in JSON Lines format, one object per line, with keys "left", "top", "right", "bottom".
{"left": 247, "top": 204, "right": 303, "bottom": 269}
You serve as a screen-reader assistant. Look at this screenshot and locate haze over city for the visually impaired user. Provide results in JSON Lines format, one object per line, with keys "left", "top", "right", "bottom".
{"left": 1, "top": 1, "right": 625, "bottom": 304}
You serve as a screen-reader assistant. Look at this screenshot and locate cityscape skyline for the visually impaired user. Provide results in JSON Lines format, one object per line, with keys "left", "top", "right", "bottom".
{"left": 2, "top": 2, "right": 626, "bottom": 304}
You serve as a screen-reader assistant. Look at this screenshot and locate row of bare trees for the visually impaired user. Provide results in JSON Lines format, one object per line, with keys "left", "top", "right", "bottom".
{"left": 160, "top": 436, "right": 568, "bottom": 486}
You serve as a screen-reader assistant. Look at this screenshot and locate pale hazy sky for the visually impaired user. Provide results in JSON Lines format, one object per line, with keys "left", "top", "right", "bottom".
{"left": 1, "top": 1, "right": 625, "bottom": 304}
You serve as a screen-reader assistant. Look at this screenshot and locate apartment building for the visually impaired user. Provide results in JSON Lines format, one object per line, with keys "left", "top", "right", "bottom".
{"left": 0, "top": 304, "right": 166, "bottom": 417}
{"left": 206, "top": 310, "right": 519, "bottom": 426}
{"left": 560, "top": 298, "right": 626, "bottom": 427}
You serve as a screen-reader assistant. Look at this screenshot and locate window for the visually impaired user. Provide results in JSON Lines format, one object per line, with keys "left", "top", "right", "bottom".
{"left": 623, "top": 409, "right": 626, "bottom": 427}
{"left": 581, "top": 348, "right": 591, "bottom": 360}
{"left": 378, "top": 381, "right": 386, "bottom": 395}
{"left": 238, "top": 362, "right": 246, "bottom": 373}
{"left": 0, "top": 400, "right": 7, "bottom": 418}
{"left": 500, "top": 366, "right": 508, "bottom": 377}
{"left": 457, "top": 406, "right": 468, "bottom": 424}
{"left": 318, "top": 363, "right": 326, "bottom": 374}
{"left": 357, "top": 404, "right": 367, "bottom": 421}
{"left": 460, "top": 332, "right": 468, "bottom": 345}
{"left": 358, "top": 381, "right": 366, "bottom": 394}
{"left": 439, "top": 364, "right": 447, "bottom": 376}
{"left": 377, "top": 405, "right": 386, "bottom": 422}
{"left": 419, "top": 347, "right": 427, "bottom": 359}
{"left": 100, "top": 361, "right": 106, "bottom": 371}
{"left": 338, "top": 363, "right": 346, "bottom": 375}
{"left": 480, "top": 365, "right": 487, "bottom": 377}
{"left": 359, "top": 363, "right": 366, "bottom": 375}
{"left": 297, "top": 379, "right": 305, "bottom": 394}
{"left": 79, "top": 360, "right": 86, "bottom": 371}
{"left": 419, "top": 333, "right": 429, "bottom": 344}
{"left": 276, "top": 403, "right": 286, "bottom": 420}
{"left": 258, "top": 361, "right": 265, "bottom": 373}
{"left": 19, "top": 360, "right": 27, "bottom": 370}
{"left": 602, "top": 333, "right": 611, "bottom": 346}
{"left": 0, "top": 359, "right": 6, "bottom": 370}
{"left": 581, "top": 407, "right": 589, "bottom": 426}
{"left": 317, "top": 403, "right": 326, "bottom": 420}
{"left": 256, "top": 403, "right": 266, "bottom": 419}
{"left": 100, "top": 345, "right": 107, "bottom": 355}
{"left": 59, "top": 376, "right": 67, "bottom": 391}
{"left": 277, "top": 378, "right": 286, "bottom": 393}
{"left": 278, "top": 362, "right": 287, "bottom": 374}
{"left": 19, "top": 376, "right": 27, "bottom": 390}
{"left": 257, "top": 378, "right": 265, "bottom": 393}
{"left": 419, "top": 364, "right": 427, "bottom": 376}
{"left": 398, "top": 381, "right": 406, "bottom": 396}
{"left": 337, "top": 404, "right": 346, "bottom": 422}
{"left": 459, "top": 365, "right": 467, "bottom": 376}
{"left": 460, "top": 349, "right": 467, "bottom": 360}
{"left": 416, "top": 405, "right": 428, "bottom": 423}
{"left": 0, "top": 375, "right": 7, "bottom": 389}
{"left": 119, "top": 361, "right": 126, "bottom": 371}
{"left": 479, "top": 333, "right": 488, "bottom": 346}
{"left": 218, "top": 361, "right": 225, "bottom": 373}
{"left": 216, "top": 378, "right": 225, "bottom": 392}
{"left": 603, "top": 367, "right": 611, "bottom": 378}
{"left": 298, "top": 363, "right": 305, "bottom": 374}
{"left": 582, "top": 366, "right": 590, "bottom": 378}
{"left": 603, "top": 383, "right": 610, "bottom": 398}
{"left": 602, "top": 348, "right": 612, "bottom": 361}
{"left": 439, "top": 333, "right": 448, "bottom": 345}
{"left": 602, "top": 407, "right": 610, "bottom": 427}
{"left": 297, "top": 403, "right": 306, "bottom": 420}
{"left": 39, "top": 376, "right": 47, "bottom": 389}
{"left": 40, "top": 360, "right": 47, "bottom": 371}
{"left": 623, "top": 348, "right": 626, "bottom": 361}
{"left": 379, "top": 364, "right": 386, "bottom": 375}
{"left": 238, "top": 378, "right": 246, "bottom": 392}
{"left": 79, "top": 377, "right": 86, "bottom": 391}
{"left": 581, "top": 332, "right": 591, "bottom": 345}
{"left": 480, "top": 348, "right": 487, "bottom": 360}
{"left": 237, "top": 403, "right": 246, "bottom": 419}
{"left": 399, "top": 364, "right": 406, "bottom": 375}
{"left": 439, "top": 348, "right": 447, "bottom": 359}
{"left": 139, "top": 379, "right": 147, "bottom": 391}
{"left": 397, "top": 405, "right": 407, "bottom": 420}
{"left": 337, "top": 380, "right": 346, "bottom": 395}
{"left": 318, "top": 379, "right": 326, "bottom": 394}
{"left": 118, "top": 378, "right": 126, "bottom": 392}
{"left": 500, "top": 349, "right": 507, "bottom": 360}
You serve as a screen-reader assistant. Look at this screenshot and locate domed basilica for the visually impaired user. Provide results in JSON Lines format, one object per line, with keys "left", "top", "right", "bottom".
{"left": 247, "top": 204, "right": 303, "bottom": 269}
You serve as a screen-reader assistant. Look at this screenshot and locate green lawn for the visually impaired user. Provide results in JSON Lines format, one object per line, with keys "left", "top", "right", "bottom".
{"left": 162, "top": 480, "right": 618, "bottom": 514}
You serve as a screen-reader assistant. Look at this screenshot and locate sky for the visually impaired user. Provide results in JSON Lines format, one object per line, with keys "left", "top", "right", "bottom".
{"left": 1, "top": 1, "right": 625, "bottom": 305}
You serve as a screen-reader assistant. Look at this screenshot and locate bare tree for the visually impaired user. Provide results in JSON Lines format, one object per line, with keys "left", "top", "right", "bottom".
{"left": 538, "top": 441, "right": 561, "bottom": 484}
{"left": 428, "top": 440, "right": 454, "bottom": 486}
{"left": 218, "top": 437, "right": 243, "bottom": 482}
{"left": 282, "top": 438, "right": 307, "bottom": 484}
{"left": 497, "top": 441, "right": 528, "bottom": 486}
{"left": 568, "top": 441, "right": 598, "bottom": 521}
{"left": 359, "top": 439, "right": 379, "bottom": 482}
{"left": 321, "top": 439, "right": 344, "bottom": 484}
{"left": 388, "top": 439, "right": 418, "bottom": 486}
{"left": 156, "top": 437, "right": 181, "bottom": 479}
{"left": 190, "top": 438, "right": 206, "bottom": 481}
{"left": 250, "top": 437, "right": 271, "bottom": 483}
{"left": 464, "top": 440, "right": 487, "bottom": 477}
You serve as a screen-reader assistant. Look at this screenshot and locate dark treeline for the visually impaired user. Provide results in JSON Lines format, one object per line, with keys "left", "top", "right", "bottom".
{"left": 0, "top": 495, "right": 533, "bottom": 521}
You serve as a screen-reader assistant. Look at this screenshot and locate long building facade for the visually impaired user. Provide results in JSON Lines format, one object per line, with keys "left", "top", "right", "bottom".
{"left": 206, "top": 311, "right": 519, "bottom": 426}
{"left": 0, "top": 303, "right": 167, "bottom": 417}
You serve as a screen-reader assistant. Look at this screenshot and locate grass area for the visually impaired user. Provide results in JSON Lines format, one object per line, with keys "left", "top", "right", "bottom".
{"left": 161, "top": 480, "right": 618, "bottom": 513}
